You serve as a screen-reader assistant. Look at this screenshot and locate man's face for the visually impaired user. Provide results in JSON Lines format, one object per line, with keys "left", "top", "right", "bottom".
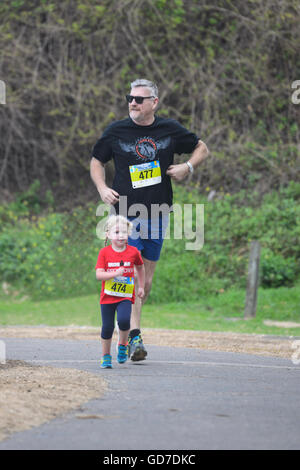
{"left": 128, "top": 86, "right": 158, "bottom": 124}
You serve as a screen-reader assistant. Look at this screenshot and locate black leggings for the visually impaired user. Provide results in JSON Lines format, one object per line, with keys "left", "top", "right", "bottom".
{"left": 100, "top": 299, "right": 132, "bottom": 340}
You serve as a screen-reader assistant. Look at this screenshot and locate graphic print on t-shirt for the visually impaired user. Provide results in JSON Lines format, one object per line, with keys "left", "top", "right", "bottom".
{"left": 119, "top": 136, "right": 171, "bottom": 162}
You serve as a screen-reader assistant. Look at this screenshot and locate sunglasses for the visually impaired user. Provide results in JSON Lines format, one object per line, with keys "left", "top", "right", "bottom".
{"left": 126, "top": 94, "right": 155, "bottom": 104}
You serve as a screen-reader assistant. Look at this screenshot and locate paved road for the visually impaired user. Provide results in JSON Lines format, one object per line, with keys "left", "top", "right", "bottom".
{"left": 1, "top": 337, "right": 300, "bottom": 450}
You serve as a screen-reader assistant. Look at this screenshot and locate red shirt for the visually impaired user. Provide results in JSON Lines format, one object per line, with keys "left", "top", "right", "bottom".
{"left": 95, "top": 244, "right": 143, "bottom": 304}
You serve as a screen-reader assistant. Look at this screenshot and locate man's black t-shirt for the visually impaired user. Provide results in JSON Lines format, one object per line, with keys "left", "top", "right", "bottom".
{"left": 91, "top": 116, "right": 199, "bottom": 212}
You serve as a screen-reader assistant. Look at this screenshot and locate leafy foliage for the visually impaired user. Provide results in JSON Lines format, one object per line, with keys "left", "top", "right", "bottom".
{"left": 0, "top": 0, "right": 299, "bottom": 202}
{"left": 260, "top": 250, "right": 297, "bottom": 288}
{"left": 0, "top": 182, "right": 299, "bottom": 301}
{"left": 0, "top": 1, "right": 299, "bottom": 303}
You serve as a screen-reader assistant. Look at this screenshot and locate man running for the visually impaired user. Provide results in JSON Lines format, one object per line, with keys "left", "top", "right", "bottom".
{"left": 90, "top": 78, "right": 209, "bottom": 360}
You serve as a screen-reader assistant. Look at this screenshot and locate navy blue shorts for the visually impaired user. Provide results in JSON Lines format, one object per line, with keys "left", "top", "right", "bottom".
{"left": 127, "top": 215, "right": 169, "bottom": 262}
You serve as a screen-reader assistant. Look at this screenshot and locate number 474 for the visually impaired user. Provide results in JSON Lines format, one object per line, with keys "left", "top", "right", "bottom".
{"left": 111, "top": 282, "right": 126, "bottom": 293}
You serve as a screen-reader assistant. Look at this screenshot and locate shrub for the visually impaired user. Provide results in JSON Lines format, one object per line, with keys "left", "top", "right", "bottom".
{"left": 260, "top": 250, "right": 297, "bottom": 288}
{"left": 0, "top": 183, "right": 299, "bottom": 301}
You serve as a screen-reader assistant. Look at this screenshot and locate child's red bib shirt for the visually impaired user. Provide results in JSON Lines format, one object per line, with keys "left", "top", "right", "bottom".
{"left": 95, "top": 244, "right": 143, "bottom": 304}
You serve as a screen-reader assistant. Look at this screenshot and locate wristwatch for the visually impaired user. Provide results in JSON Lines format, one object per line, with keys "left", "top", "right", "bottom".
{"left": 186, "top": 161, "right": 194, "bottom": 174}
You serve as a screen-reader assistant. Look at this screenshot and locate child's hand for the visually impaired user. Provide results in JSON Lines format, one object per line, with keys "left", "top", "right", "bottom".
{"left": 138, "top": 287, "right": 145, "bottom": 299}
{"left": 116, "top": 267, "right": 125, "bottom": 276}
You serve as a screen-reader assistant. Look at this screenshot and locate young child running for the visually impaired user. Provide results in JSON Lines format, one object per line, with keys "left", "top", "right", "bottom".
{"left": 95, "top": 215, "right": 145, "bottom": 368}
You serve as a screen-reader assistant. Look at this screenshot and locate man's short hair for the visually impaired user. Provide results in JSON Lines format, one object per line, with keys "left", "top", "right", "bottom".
{"left": 130, "top": 79, "right": 158, "bottom": 98}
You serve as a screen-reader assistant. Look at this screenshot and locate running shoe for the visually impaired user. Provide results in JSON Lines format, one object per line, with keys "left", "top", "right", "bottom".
{"left": 129, "top": 334, "right": 147, "bottom": 361}
{"left": 100, "top": 354, "right": 112, "bottom": 369}
{"left": 117, "top": 344, "right": 128, "bottom": 364}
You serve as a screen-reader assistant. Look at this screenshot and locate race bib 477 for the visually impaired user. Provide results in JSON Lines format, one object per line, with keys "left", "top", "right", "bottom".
{"left": 129, "top": 161, "right": 161, "bottom": 188}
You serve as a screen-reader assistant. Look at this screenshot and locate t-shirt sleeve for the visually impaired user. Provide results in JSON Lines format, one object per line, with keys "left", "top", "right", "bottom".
{"left": 172, "top": 120, "right": 199, "bottom": 155}
{"left": 91, "top": 125, "right": 114, "bottom": 163}
{"left": 95, "top": 249, "right": 106, "bottom": 270}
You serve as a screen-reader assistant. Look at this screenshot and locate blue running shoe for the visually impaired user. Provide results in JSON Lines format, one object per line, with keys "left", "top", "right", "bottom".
{"left": 129, "top": 334, "right": 147, "bottom": 361}
{"left": 117, "top": 344, "right": 128, "bottom": 364}
{"left": 100, "top": 354, "right": 112, "bottom": 369}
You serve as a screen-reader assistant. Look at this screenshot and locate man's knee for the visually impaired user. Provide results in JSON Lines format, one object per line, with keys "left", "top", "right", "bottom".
{"left": 144, "top": 278, "right": 154, "bottom": 298}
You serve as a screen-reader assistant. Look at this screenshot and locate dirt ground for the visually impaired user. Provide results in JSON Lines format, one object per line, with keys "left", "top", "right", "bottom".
{"left": 0, "top": 326, "right": 297, "bottom": 443}
{"left": 0, "top": 359, "right": 107, "bottom": 442}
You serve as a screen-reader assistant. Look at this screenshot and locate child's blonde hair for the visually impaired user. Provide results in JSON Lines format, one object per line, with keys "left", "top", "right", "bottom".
{"left": 104, "top": 215, "right": 133, "bottom": 246}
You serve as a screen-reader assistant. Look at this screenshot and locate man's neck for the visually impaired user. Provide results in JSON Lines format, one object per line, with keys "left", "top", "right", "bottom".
{"left": 131, "top": 115, "right": 155, "bottom": 126}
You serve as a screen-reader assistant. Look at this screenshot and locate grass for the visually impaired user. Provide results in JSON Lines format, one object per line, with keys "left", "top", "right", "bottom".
{"left": 1, "top": 283, "right": 299, "bottom": 337}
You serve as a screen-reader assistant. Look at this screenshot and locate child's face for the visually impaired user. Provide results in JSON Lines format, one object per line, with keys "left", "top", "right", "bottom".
{"left": 108, "top": 223, "right": 129, "bottom": 248}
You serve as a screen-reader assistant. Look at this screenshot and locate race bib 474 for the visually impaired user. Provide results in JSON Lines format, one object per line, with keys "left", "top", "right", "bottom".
{"left": 104, "top": 276, "right": 134, "bottom": 297}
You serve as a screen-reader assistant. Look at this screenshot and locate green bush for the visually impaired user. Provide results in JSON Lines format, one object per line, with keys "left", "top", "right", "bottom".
{"left": 260, "top": 250, "right": 298, "bottom": 288}
{"left": 0, "top": 182, "right": 299, "bottom": 302}
{"left": 0, "top": 197, "right": 104, "bottom": 299}
{"left": 1, "top": 0, "right": 299, "bottom": 197}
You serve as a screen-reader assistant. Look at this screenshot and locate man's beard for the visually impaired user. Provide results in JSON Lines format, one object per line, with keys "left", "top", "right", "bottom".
{"left": 129, "top": 108, "right": 144, "bottom": 122}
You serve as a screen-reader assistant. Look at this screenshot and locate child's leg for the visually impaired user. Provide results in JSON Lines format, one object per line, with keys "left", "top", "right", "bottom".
{"left": 119, "top": 330, "right": 129, "bottom": 346}
{"left": 100, "top": 303, "right": 117, "bottom": 356}
{"left": 101, "top": 338, "right": 112, "bottom": 356}
{"left": 116, "top": 300, "right": 131, "bottom": 345}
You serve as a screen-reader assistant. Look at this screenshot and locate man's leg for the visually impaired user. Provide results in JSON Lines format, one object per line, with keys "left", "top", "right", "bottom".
{"left": 129, "top": 257, "right": 157, "bottom": 361}
{"left": 128, "top": 214, "right": 168, "bottom": 360}
{"left": 130, "top": 257, "right": 157, "bottom": 330}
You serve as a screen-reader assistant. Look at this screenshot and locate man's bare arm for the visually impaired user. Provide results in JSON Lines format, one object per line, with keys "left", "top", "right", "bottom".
{"left": 90, "top": 157, "right": 119, "bottom": 204}
{"left": 166, "top": 140, "right": 209, "bottom": 182}
{"left": 188, "top": 139, "right": 209, "bottom": 168}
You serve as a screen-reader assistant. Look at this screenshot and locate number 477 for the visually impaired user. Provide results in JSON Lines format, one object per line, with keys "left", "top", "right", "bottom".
{"left": 139, "top": 169, "right": 153, "bottom": 179}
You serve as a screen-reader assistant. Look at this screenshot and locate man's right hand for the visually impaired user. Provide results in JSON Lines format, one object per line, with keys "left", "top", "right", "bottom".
{"left": 99, "top": 186, "right": 120, "bottom": 205}
{"left": 90, "top": 158, "right": 119, "bottom": 205}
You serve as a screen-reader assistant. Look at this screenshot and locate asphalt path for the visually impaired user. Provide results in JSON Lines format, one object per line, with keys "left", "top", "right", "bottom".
{"left": 1, "top": 337, "right": 300, "bottom": 450}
